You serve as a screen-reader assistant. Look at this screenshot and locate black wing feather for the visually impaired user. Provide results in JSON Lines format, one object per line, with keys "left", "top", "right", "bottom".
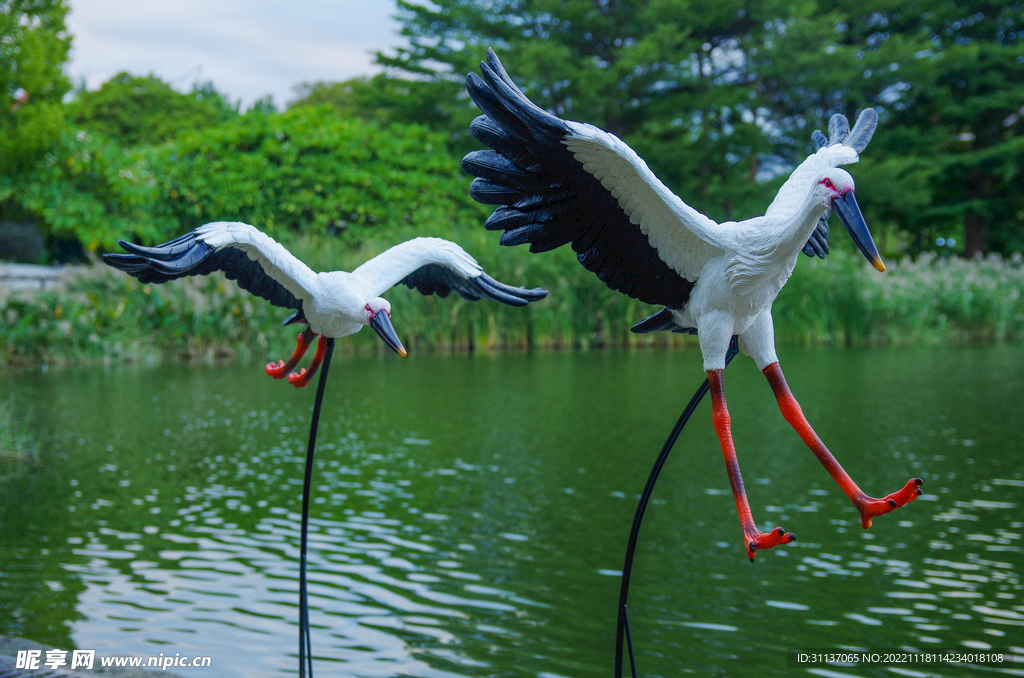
{"left": 801, "top": 214, "right": 831, "bottom": 259}
{"left": 102, "top": 230, "right": 303, "bottom": 315}
{"left": 397, "top": 264, "right": 547, "bottom": 307}
{"left": 463, "top": 49, "right": 693, "bottom": 310}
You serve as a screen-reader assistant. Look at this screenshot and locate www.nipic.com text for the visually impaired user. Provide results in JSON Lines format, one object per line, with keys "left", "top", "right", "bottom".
{"left": 16, "top": 649, "right": 213, "bottom": 671}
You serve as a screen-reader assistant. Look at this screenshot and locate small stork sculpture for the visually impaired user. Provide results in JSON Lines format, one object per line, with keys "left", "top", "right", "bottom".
{"left": 104, "top": 222, "right": 547, "bottom": 383}
{"left": 103, "top": 221, "right": 547, "bottom": 677}
{"left": 463, "top": 49, "right": 921, "bottom": 562}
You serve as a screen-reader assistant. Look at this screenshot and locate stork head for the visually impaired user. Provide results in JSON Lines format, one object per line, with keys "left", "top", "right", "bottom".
{"left": 817, "top": 168, "right": 886, "bottom": 272}
{"left": 364, "top": 297, "right": 407, "bottom": 357}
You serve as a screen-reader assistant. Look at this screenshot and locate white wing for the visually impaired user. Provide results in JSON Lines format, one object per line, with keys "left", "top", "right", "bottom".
{"left": 352, "top": 237, "right": 482, "bottom": 298}
{"left": 562, "top": 121, "right": 724, "bottom": 281}
{"left": 195, "top": 221, "right": 321, "bottom": 302}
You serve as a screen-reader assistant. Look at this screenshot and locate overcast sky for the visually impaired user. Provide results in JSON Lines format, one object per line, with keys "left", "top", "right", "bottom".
{"left": 65, "top": 0, "right": 406, "bottom": 109}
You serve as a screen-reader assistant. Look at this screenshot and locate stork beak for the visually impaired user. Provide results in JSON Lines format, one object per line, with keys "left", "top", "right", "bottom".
{"left": 834, "top": 190, "right": 886, "bottom": 272}
{"left": 370, "top": 312, "right": 407, "bottom": 357}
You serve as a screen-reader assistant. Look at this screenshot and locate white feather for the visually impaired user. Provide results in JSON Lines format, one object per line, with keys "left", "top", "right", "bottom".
{"left": 352, "top": 237, "right": 483, "bottom": 299}
{"left": 765, "top": 145, "right": 859, "bottom": 220}
{"left": 195, "top": 221, "right": 321, "bottom": 303}
{"left": 563, "top": 121, "right": 723, "bottom": 282}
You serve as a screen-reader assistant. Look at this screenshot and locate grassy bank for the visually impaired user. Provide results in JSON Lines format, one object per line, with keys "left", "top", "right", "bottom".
{"left": 2, "top": 241, "right": 1022, "bottom": 367}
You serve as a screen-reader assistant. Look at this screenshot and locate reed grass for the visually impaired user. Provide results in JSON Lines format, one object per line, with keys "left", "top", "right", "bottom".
{"left": 776, "top": 250, "right": 1024, "bottom": 345}
{"left": 1, "top": 241, "right": 1022, "bottom": 367}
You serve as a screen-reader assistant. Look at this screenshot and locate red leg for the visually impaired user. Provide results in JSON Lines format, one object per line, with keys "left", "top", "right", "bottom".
{"left": 708, "top": 370, "right": 795, "bottom": 561}
{"left": 266, "top": 328, "right": 317, "bottom": 379}
{"left": 762, "top": 362, "right": 922, "bottom": 529}
{"left": 287, "top": 335, "right": 328, "bottom": 388}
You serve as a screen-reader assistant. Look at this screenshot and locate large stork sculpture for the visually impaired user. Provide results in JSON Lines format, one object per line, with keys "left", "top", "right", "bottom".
{"left": 463, "top": 49, "right": 921, "bottom": 563}
{"left": 103, "top": 221, "right": 547, "bottom": 676}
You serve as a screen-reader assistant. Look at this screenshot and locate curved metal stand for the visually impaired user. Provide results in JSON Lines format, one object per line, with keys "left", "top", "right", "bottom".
{"left": 299, "top": 338, "right": 335, "bottom": 678}
{"left": 613, "top": 336, "right": 739, "bottom": 678}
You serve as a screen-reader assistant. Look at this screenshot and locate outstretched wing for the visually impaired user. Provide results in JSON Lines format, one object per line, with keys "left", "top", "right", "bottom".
{"left": 775, "top": 109, "right": 879, "bottom": 259}
{"left": 399, "top": 264, "right": 547, "bottom": 306}
{"left": 101, "top": 222, "right": 319, "bottom": 313}
{"left": 352, "top": 237, "right": 547, "bottom": 307}
{"left": 463, "top": 49, "right": 724, "bottom": 310}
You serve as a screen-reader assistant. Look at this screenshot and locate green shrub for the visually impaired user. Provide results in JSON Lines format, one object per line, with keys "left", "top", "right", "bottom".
{"left": 153, "top": 106, "right": 485, "bottom": 245}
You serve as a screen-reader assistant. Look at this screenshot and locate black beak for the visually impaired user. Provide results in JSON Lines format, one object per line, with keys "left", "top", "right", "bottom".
{"left": 370, "top": 312, "right": 407, "bottom": 357}
{"left": 833, "top": 190, "right": 885, "bottom": 272}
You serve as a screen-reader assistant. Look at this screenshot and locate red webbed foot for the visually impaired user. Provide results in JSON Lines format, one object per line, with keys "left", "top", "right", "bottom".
{"left": 266, "top": 328, "right": 317, "bottom": 380}
{"left": 856, "top": 478, "right": 923, "bottom": 529}
{"left": 265, "top": 359, "right": 289, "bottom": 378}
{"left": 287, "top": 367, "right": 312, "bottom": 387}
{"left": 744, "top": 525, "right": 796, "bottom": 562}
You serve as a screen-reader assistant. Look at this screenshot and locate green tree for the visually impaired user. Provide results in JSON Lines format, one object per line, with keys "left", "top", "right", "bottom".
{"left": 891, "top": 1, "right": 1024, "bottom": 256}
{"left": 68, "top": 73, "right": 239, "bottom": 147}
{"left": 290, "top": 74, "right": 454, "bottom": 129}
{"left": 152, "top": 104, "right": 486, "bottom": 247}
{"left": 755, "top": 0, "right": 1024, "bottom": 256}
{"left": 377, "top": 0, "right": 803, "bottom": 221}
{"left": 0, "top": 0, "right": 72, "bottom": 177}
{"left": 13, "top": 129, "right": 173, "bottom": 253}
{"left": 379, "top": 0, "right": 1023, "bottom": 253}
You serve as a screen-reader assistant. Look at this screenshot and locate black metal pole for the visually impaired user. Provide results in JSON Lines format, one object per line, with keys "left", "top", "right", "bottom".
{"left": 613, "top": 336, "right": 739, "bottom": 678}
{"left": 299, "top": 338, "right": 335, "bottom": 678}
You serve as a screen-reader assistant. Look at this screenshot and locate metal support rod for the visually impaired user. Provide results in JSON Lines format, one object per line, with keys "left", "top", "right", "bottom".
{"left": 613, "top": 336, "right": 740, "bottom": 678}
{"left": 299, "top": 337, "right": 335, "bottom": 678}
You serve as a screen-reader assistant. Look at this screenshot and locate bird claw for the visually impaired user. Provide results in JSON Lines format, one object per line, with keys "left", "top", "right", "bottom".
{"left": 856, "top": 477, "right": 923, "bottom": 529}
{"left": 265, "top": 329, "right": 317, "bottom": 381}
{"left": 265, "top": 359, "right": 289, "bottom": 378}
{"left": 287, "top": 368, "right": 312, "bottom": 388}
{"left": 744, "top": 526, "right": 795, "bottom": 562}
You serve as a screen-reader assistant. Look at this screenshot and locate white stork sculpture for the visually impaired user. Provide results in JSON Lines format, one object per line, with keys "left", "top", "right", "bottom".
{"left": 104, "top": 221, "right": 547, "bottom": 384}
{"left": 463, "top": 49, "right": 920, "bottom": 561}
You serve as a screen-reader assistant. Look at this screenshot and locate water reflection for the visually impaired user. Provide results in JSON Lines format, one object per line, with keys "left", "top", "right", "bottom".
{"left": 1, "top": 345, "right": 1022, "bottom": 677}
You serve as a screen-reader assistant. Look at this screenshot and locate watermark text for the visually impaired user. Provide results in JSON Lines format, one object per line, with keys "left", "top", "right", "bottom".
{"left": 788, "top": 648, "right": 1015, "bottom": 668}
{"left": 16, "top": 648, "right": 212, "bottom": 671}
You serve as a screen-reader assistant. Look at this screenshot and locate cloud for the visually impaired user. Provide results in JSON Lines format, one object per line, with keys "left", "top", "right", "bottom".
{"left": 66, "top": 0, "right": 403, "bottom": 107}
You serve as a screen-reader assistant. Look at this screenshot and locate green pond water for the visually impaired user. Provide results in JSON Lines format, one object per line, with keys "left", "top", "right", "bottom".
{"left": 1, "top": 345, "right": 1022, "bottom": 677}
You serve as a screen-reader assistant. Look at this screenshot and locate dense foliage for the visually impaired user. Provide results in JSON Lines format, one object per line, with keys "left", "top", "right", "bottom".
{"left": 12, "top": 130, "right": 171, "bottom": 253}
{"left": 67, "top": 73, "right": 239, "bottom": 147}
{"left": 0, "top": 0, "right": 72, "bottom": 177}
{"left": 2, "top": 103, "right": 490, "bottom": 254}
{"left": 376, "top": 0, "right": 1024, "bottom": 256}
{"left": 155, "top": 106, "right": 485, "bottom": 244}
{"left": 2, "top": 0, "right": 1022, "bottom": 262}
{"left": 0, "top": 0, "right": 1022, "bottom": 365}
